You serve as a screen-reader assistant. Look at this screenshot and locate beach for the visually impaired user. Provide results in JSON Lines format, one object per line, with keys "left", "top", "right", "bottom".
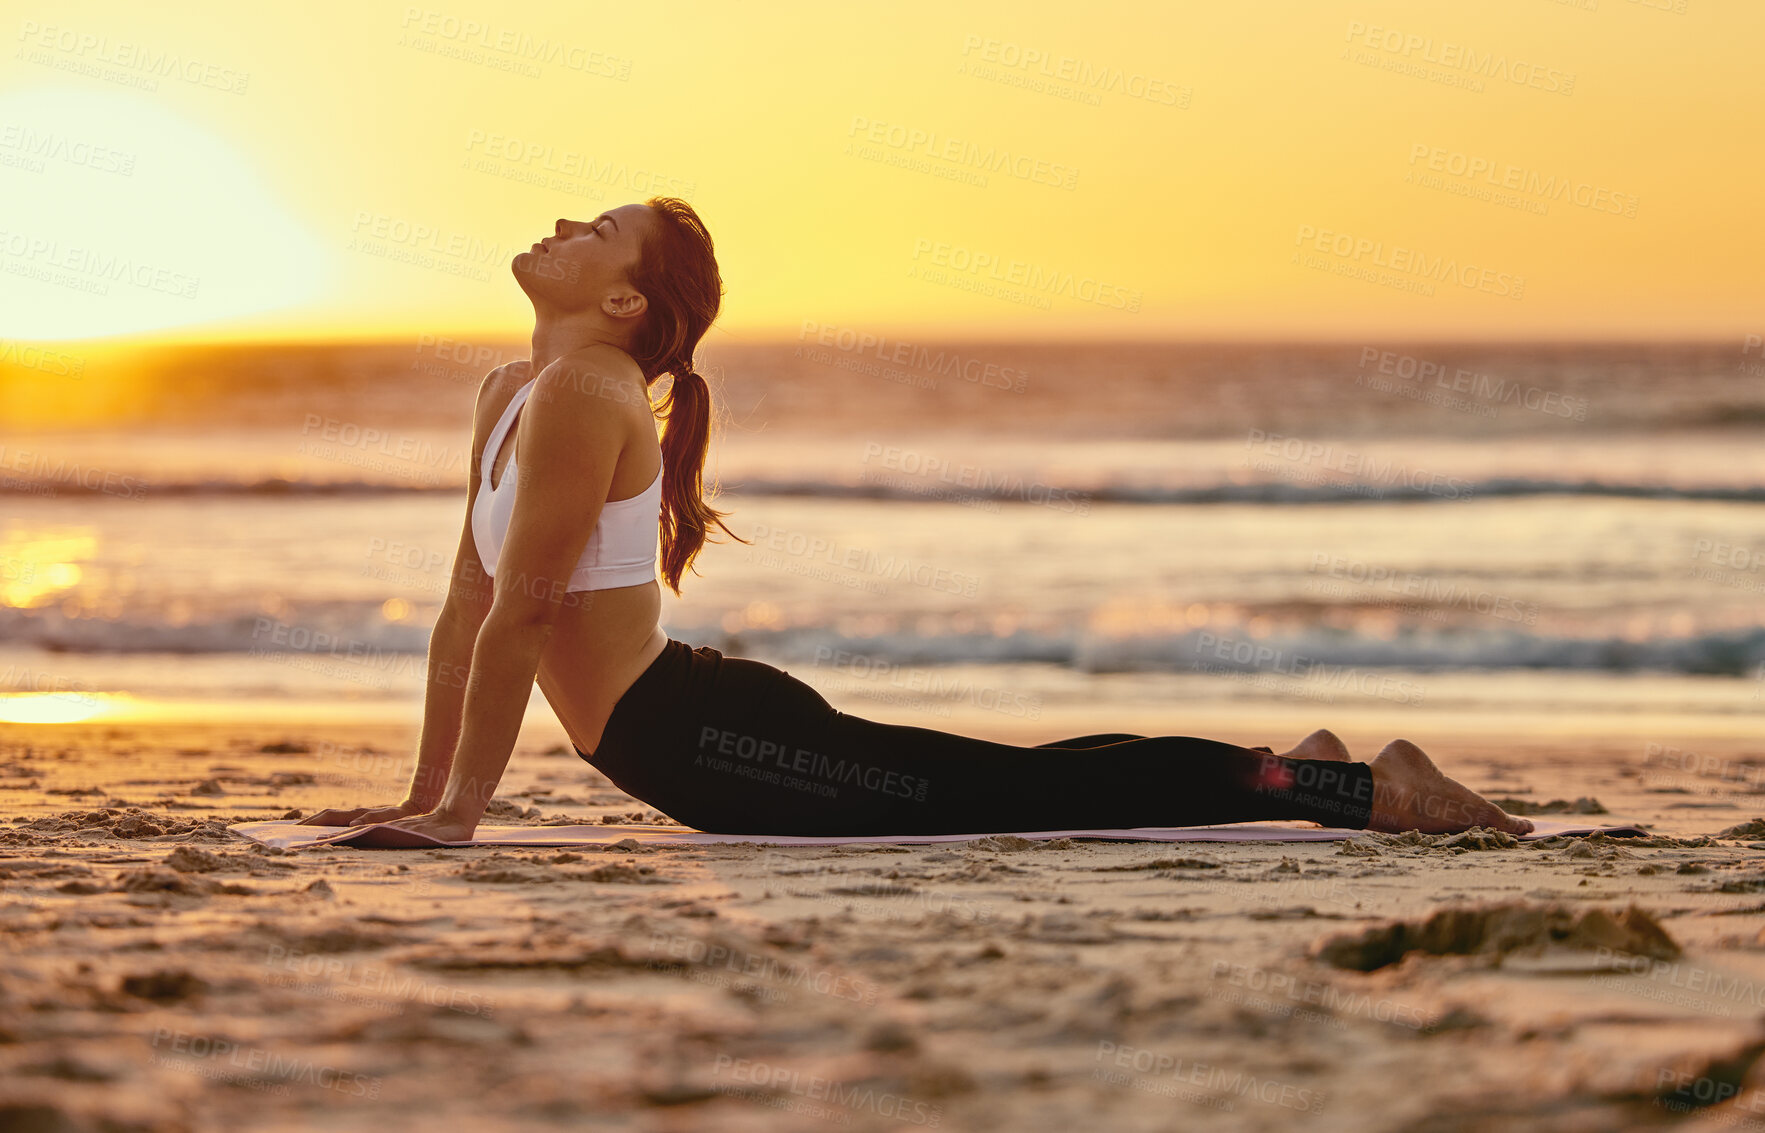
{"left": 2, "top": 337, "right": 1763, "bottom": 1128}
{"left": 3, "top": 715, "right": 1765, "bottom": 1131}
{"left": 5, "top": 0, "right": 1763, "bottom": 1122}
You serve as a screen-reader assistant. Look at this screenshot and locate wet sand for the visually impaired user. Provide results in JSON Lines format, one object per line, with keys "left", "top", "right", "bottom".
{"left": 3, "top": 721, "right": 1764, "bottom": 1132}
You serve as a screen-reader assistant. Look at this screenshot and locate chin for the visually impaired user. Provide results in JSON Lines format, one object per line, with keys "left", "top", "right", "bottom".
{"left": 517, "top": 255, "right": 582, "bottom": 294}
{"left": 511, "top": 252, "right": 547, "bottom": 292}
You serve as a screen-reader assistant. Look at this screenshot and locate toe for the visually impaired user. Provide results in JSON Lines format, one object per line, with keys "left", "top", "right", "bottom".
{"left": 1490, "top": 809, "right": 1532, "bottom": 836}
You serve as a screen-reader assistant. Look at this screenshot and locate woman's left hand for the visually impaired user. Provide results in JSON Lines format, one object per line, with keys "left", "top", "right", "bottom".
{"left": 352, "top": 809, "right": 478, "bottom": 847}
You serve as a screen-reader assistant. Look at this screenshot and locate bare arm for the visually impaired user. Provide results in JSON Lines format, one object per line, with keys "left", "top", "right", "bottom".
{"left": 299, "top": 366, "right": 511, "bottom": 827}
{"left": 399, "top": 369, "right": 512, "bottom": 807}
{"left": 390, "top": 355, "right": 627, "bottom": 836}
{"left": 400, "top": 515, "right": 495, "bottom": 808}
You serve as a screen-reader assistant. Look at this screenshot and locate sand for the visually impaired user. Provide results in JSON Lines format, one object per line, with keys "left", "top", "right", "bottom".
{"left": 3, "top": 721, "right": 1765, "bottom": 1132}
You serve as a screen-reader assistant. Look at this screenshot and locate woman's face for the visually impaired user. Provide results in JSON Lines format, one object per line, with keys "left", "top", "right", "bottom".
{"left": 512, "top": 202, "right": 655, "bottom": 313}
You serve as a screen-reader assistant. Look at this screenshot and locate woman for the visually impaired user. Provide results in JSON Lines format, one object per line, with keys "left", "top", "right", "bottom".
{"left": 302, "top": 198, "right": 1532, "bottom": 842}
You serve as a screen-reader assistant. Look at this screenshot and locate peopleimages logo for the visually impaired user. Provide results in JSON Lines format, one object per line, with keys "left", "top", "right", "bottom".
{"left": 797, "top": 321, "right": 1029, "bottom": 392}
{"left": 1294, "top": 225, "right": 1525, "bottom": 299}
{"left": 1242, "top": 430, "right": 1477, "bottom": 500}
{"left": 0, "top": 444, "right": 147, "bottom": 499}
{"left": 1344, "top": 21, "right": 1575, "bottom": 95}
{"left": 0, "top": 339, "right": 85, "bottom": 377}
{"left": 958, "top": 34, "right": 1190, "bottom": 107}
{"left": 697, "top": 725, "right": 931, "bottom": 803}
{"left": 712, "top": 1055, "right": 943, "bottom": 1125}
{"left": 16, "top": 21, "right": 251, "bottom": 93}
{"left": 910, "top": 239, "right": 1142, "bottom": 312}
{"left": 1356, "top": 347, "right": 1588, "bottom": 421}
{"left": 861, "top": 442, "right": 1089, "bottom": 514}
{"left": 1407, "top": 145, "right": 1639, "bottom": 218}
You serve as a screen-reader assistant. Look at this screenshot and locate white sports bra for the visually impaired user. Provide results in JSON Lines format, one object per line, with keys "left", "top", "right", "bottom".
{"left": 471, "top": 377, "right": 663, "bottom": 592}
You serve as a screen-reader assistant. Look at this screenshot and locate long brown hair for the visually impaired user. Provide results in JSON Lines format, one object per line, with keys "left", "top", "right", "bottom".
{"left": 626, "top": 196, "right": 748, "bottom": 595}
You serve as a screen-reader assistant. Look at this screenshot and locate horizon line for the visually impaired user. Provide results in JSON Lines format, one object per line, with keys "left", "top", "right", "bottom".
{"left": 10, "top": 329, "right": 1760, "bottom": 351}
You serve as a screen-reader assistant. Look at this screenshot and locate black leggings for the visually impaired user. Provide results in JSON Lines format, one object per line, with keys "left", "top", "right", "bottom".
{"left": 578, "top": 638, "right": 1374, "bottom": 836}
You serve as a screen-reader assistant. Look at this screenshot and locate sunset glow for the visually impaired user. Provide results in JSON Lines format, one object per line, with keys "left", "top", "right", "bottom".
{"left": 2, "top": 1, "right": 1760, "bottom": 348}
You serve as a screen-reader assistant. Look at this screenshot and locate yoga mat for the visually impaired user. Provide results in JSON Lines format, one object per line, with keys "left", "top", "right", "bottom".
{"left": 228, "top": 816, "right": 1649, "bottom": 852}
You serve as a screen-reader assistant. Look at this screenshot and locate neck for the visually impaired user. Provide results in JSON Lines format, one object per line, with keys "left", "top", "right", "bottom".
{"left": 528, "top": 306, "right": 629, "bottom": 379}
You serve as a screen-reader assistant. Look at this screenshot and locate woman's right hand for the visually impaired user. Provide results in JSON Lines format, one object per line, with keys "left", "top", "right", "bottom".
{"left": 296, "top": 802, "right": 426, "bottom": 827}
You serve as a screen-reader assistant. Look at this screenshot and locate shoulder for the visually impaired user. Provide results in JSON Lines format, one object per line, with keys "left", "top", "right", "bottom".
{"left": 468, "top": 361, "right": 531, "bottom": 445}
{"left": 474, "top": 359, "right": 533, "bottom": 407}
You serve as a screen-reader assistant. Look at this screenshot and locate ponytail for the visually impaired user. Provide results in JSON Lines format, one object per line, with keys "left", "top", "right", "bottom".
{"left": 655, "top": 361, "right": 746, "bottom": 595}
{"left": 624, "top": 197, "right": 749, "bottom": 595}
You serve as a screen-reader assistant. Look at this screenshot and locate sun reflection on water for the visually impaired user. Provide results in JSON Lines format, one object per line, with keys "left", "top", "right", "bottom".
{"left": 0, "top": 692, "right": 120, "bottom": 724}
{"left": 0, "top": 528, "right": 96, "bottom": 608}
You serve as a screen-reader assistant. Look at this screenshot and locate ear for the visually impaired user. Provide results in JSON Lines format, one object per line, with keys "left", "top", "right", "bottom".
{"left": 603, "top": 288, "right": 647, "bottom": 322}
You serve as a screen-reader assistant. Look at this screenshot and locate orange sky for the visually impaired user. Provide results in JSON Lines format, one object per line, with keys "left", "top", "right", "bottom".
{"left": 2, "top": 0, "right": 1761, "bottom": 344}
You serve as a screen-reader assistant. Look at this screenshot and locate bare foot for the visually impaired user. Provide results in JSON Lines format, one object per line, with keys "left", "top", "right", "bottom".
{"left": 1249, "top": 730, "right": 1350, "bottom": 761}
{"left": 1281, "top": 729, "right": 1351, "bottom": 762}
{"left": 1366, "top": 739, "right": 1534, "bottom": 835}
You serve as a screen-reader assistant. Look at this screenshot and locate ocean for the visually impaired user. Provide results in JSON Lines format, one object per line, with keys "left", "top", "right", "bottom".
{"left": 2, "top": 338, "right": 1761, "bottom": 746}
